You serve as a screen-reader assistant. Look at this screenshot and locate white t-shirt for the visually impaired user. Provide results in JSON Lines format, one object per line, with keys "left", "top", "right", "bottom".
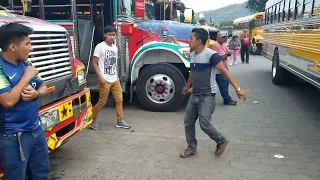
{"left": 93, "top": 42, "right": 118, "bottom": 83}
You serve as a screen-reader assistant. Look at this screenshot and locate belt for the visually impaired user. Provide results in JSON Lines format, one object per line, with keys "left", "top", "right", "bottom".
{"left": 17, "top": 132, "right": 25, "bottom": 161}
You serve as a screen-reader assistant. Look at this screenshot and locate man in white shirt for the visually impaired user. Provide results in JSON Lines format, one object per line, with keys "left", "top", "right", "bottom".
{"left": 90, "top": 25, "right": 130, "bottom": 130}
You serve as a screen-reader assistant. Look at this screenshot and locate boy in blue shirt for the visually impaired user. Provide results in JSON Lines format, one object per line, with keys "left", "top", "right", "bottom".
{"left": 0, "top": 23, "right": 49, "bottom": 179}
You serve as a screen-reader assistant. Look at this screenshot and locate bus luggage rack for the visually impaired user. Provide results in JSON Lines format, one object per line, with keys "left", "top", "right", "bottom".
{"left": 29, "top": 31, "right": 72, "bottom": 82}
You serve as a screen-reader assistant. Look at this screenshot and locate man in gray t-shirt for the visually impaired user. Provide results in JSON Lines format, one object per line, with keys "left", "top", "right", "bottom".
{"left": 180, "top": 28, "right": 247, "bottom": 158}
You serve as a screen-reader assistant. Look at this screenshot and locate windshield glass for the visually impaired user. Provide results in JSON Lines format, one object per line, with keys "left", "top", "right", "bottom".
{"left": 253, "top": 19, "right": 264, "bottom": 27}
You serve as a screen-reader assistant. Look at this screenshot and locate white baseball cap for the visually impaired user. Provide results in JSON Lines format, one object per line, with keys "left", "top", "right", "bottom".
{"left": 217, "top": 31, "right": 228, "bottom": 37}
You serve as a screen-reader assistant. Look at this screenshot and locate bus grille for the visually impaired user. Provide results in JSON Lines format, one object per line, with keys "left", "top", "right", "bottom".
{"left": 28, "top": 32, "right": 72, "bottom": 82}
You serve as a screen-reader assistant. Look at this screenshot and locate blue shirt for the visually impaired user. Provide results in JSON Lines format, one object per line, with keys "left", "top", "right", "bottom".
{"left": 0, "top": 55, "right": 44, "bottom": 134}
{"left": 190, "top": 48, "right": 221, "bottom": 95}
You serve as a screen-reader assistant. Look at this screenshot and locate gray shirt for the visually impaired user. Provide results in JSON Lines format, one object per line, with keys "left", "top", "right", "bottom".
{"left": 228, "top": 40, "right": 241, "bottom": 50}
{"left": 190, "top": 48, "right": 222, "bottom": 95}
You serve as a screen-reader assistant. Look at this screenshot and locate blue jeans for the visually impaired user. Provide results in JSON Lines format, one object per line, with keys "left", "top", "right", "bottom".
{"left": 0, "top": 127, "right": 50, "bottom": 180}
{"left": 184, "top": 94, "right": 226, "bottom": 151}
{"left": 216, "top": 74, "right": 232, "bottom": 103}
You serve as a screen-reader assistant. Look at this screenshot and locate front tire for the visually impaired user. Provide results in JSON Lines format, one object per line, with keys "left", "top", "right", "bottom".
{"left": 251, "top": 43, "right": 262, "bottom": 55}
{"left": 271, "top": 50, "right": 289, "bottom": 85}
{"left": 136, "top": 63, "right": 186, "bottom": 112}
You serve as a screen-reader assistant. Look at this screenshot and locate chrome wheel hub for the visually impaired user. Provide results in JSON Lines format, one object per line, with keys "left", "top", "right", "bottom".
{"left": 145, "top": 74, "right": 175, "bottom": 104}
{"left": 272, "top": 63, "right": 277, "bottom": 78}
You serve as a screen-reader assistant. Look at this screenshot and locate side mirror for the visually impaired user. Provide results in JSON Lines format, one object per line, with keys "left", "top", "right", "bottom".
{"left": 21, "top": 0, "right": 32, "bottom": 13}
{"left": 135, "top": 0, "right": 145, "bottom": 18}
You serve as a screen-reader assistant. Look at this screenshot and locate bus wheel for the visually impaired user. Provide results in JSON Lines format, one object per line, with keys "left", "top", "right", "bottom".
{"left": 271, "top": 51, "right": 287, "bottom": 85}
{"left": 251, "top": 43, "right": 262, "bottom": 55}
{"left": 136, "top": 63, "right": 186, "bottom": 112}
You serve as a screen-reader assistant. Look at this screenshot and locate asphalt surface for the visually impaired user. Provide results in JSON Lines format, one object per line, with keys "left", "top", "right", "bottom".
{"left": 49, "top": 54, "right": 320, "bottom": 180}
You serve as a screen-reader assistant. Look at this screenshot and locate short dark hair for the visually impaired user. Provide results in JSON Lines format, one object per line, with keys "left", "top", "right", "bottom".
{"left": 191, "top": 28, "right": 208, "bottom": 46}
{"left": 0, "top": 23, "right": 33, "bottom": 51}
{"left": 104, "top": 25, "right": 117, "bottom": 34}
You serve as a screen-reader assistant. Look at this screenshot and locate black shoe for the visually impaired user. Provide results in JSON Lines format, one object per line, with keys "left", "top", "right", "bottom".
{"left": 224, "top": 100, "right": 237, "bottom": 106}
{"left": 246, "top": 61, "right": 249, "bottom": 64}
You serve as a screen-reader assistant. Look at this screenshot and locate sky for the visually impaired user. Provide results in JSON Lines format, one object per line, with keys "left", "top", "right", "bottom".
{"left": 183, "top": 0, "right": 247, "bottom": 12}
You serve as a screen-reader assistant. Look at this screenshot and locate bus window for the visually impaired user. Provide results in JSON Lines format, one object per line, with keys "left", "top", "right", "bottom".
{"left": 278, "top": 1, "right": 282, "bottom": 22}
{"left": 274, "top": 4, "right": 278, "bottom": 22}
{"left": 284, "top": 0, "right": 290, "bottom": 20}
{"left": 10, "top": 0, "right": 40, "bottom": 18}
{"left": 270, "top": 6, "right": 274, "bottom": 23}
{"left": 303, "top": 0, "right": 313, "bottom": 17}
{"left": 296, "top": 0, "right": 303, "bottom": 18}
{"left": 313, "top": 0, "right": 320, "bottom": 15}
{"left": 289, "top": 0, "right": 295, "bottom": 20}
{"left": 268, "top": 8, "right": 272, "bottom": 24}
{"left": 42, "top": 0, "right": 72, "bottom": 20}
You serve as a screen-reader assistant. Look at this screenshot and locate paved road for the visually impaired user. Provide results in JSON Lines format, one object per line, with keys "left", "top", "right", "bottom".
{"left": 49, "top": 55, "right": 320, "bottom": 180}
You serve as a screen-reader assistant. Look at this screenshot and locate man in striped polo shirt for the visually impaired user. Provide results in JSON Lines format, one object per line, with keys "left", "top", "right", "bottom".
{"left": 180, "top": 28, "right": 247, "bottom": 158}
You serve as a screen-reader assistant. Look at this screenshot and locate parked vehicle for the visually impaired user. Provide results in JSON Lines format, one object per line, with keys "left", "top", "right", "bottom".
{"left": 233, "top": 12, "right": 265, "bottom": 55}
{"left": 5, "top": 0, "right": 199, "bottom": 112}
{"left": 0, "top": 4, "right": 93, "bottom": 178}
{"left": 263, "top": 0, "right": 320, "bottom": 88}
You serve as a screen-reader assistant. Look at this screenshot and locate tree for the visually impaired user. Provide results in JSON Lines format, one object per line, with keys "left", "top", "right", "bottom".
{"left": 246, "top": 0, "right": 268, "bottom": 12}
{"left": 219, "top": 21, "right": 233, "bottom": 27}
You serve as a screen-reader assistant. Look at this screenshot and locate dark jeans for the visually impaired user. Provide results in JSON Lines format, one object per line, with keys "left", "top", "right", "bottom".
{"left": 0, "top": 127, "right": 50, "bottom": 180}
{"left": 240, "top": 44, "right": 250, "bottom": 63}
{"left": 184, "top": 94, "right": 226, "bottom": 151}
{"left": 216, "top": 74, "right": 232, "bottom": 103}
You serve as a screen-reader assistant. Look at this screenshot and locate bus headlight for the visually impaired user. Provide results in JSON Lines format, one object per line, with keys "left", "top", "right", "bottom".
{"left": 39, "top": 109, "right": 59, "bottom": 130}
{"left": 77, "top": 70, "right": 85, "bottom": 85}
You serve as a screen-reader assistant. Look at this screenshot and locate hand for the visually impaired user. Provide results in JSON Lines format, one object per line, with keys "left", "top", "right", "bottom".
{"left": 227, "top": 52, "right": 231, "bottom": 56}
{"left": 23, "top": 66, "right": 38, "bottom": 80}
{"left": 221, "top": 54, "right": 228, "bottom": 60}
{"left": 21, "top": 87, "right": 39, "bottom": 101}
{"left": 182, "top": 85, "right": 190, "bottom": 95}
{"left": 98, "top": 75, "right": 105, "bottom": 85}
{"left": 235, "top": 89, "right": 247, "bottom": 101}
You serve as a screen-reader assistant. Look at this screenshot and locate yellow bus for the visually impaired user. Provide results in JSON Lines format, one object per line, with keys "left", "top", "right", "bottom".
{"left": 233, "top": 12, "right": 265, "bottom": 55}
{"left": 263, "top": 0, "right": 320, "bottom": 88}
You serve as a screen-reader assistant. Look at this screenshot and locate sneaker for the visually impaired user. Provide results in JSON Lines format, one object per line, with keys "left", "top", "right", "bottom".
{"left": 224, "top": 100, "right": 237, "bottom": 106}
{"left": 90, "top": 120, "right": 101, "bottom": 130}
{"left": 116, "top": 120, "right": 131, "bottom": 129}
{"left": 215, "top": 139, "right": 230, "bottom": 156}
{"left": 233, "top": 62, "right": 237, "bottom": 65}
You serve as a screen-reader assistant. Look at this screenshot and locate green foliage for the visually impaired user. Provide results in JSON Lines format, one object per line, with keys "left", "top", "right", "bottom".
{"left": 246, "top": 0, "right": 268, "bottom": 12}
{"left": 219, "top": 21, "right": 233, "bottom": 27}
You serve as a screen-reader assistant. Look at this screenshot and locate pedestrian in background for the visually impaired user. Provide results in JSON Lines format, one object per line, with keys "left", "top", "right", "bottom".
{"left": 228, "top": 35, "right": 240, "bottom": 65}
{"left": 211, "top": 31, "right": 238, "bottom": 106}
{"left": 180, "top": 28, "right": 247, "bottom": 158}
{"left": 90, "top": 25, "right": 131, "bottom": 130}
{"left": 0, "top": 23, "right": 50, "bottom": 180}
{"left": 240, "top": 29, "right": 251, "bottom": 64}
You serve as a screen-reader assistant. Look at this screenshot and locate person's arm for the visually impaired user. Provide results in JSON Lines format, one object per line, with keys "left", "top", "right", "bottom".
{"left": 90, "top": 45, "right": 105, "bottom": 84}
{"left": 26, "top": 60, "right": 48, "bottom": 96}
{"left": 210, "top": 53, "right": 247, "bottom": 100}
{"left": 216, "top": 63, "right": 240, "bottom": 90}
{"left": 185, "top": 72, "right": 192, "bottom": 87}
{"left": 0, "top": 66, "right": 38, "bottom": 108}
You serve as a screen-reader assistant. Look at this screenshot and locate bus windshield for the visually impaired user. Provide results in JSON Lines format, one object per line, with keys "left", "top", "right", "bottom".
{"left": 253, "top": 19, "right": 264, "bottom": 27}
